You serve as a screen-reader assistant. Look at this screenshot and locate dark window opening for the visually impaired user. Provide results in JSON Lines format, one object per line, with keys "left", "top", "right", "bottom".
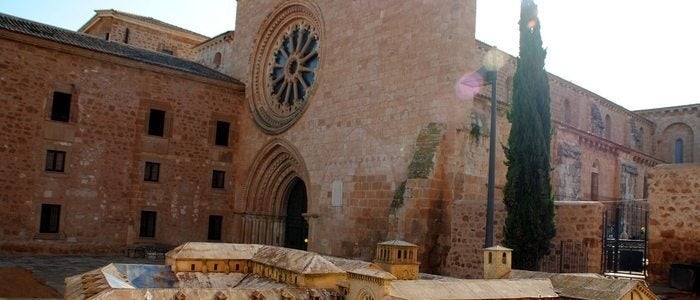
{"left": 212, "top": 170, "right": 225, "bottom": 189}
{"left": 124, "top": 28, "right": 130, "bottom": 44}
{"left": 144, "top": 162, "right": 160, "bottom": 182}
{"left": 139, "top": 210, "right": 157, "bottom": 237}
{"left": 284, "top": 180, "right": 308, "bottom": 251}
{"left": 208, "top": 215, "right": 223, "bottom": 240}
{"left": 147, "top": 109, "right": 166, "bottom": 136}
{"left": 675, "top": 138, "right": 684, "bottom": 163}
{"left": 215, "top": 121, "right": 230, "bottom": 146}
{"left": 235, "top": 264, "right": 240, "bottom": 271}
{"left": 213, "top": 52, "right": 222, "bottom": 68}
{"left": 161, "top": 49, "right": 174, "bottom": 55}
{"left": 105, "top": 32, "right": 110, "bottom": 40}
{"left": 50, "top": 92, "right": 72, "bottom": 122}
{"left": 39, "top": 204, "right": 61, "bottom": 233}
{"left": 213, "top": 264, "right": 218, "bottom": 271}
{"left": 45, "top": 150, "right": 66, "bottom": 172}
{"left": 191, "top": 264, "right": 195, "bottom": 271}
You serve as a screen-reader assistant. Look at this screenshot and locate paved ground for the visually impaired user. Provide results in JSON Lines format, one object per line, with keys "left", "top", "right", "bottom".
{"left": 0, "top": 255, "right": 162, "bottom": 297}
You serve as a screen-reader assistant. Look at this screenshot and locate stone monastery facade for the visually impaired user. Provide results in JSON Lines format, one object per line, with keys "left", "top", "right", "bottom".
{"left": 0, "top": 0, "right": 697, "bottom": 279}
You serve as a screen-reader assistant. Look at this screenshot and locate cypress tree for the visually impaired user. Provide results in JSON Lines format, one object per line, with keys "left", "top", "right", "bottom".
{"left": 502, "top": 0, "right": 556, "bottom": 270}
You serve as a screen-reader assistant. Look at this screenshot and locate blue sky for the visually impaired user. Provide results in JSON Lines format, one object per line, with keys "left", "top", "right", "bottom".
{"left": 1, "top": 0, "right": 698, "bottom": 110}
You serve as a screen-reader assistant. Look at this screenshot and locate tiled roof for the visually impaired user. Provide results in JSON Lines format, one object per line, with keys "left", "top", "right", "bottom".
{"left": 378, "top": 239, "right": 417, "bottom": 247}
{"left": 549, "top": 274, "right": 656, "bottom": 300}
{"left": 252, "top": 246, "right": 346, "bottom": 275}
{"left": 93, "top": 9, "right": 209, "bottom": 40}
{"left": 166, "top": 243, "right": 346, "bottom": 275}
{"left": 166, "top": 242, "right": 262, "bottom": 260}
{"left": 388, "top": 278, "right": 559, "bottom": 299}
{"left": 0, "top": 12, "right": 237, "bottom": 83}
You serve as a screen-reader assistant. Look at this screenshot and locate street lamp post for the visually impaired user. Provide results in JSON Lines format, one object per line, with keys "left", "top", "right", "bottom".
{"left": 484, "top": 68, "right": 498, "bottom": 248}
{"left": 461, "top": 47, "right": 505, "bottom": 248}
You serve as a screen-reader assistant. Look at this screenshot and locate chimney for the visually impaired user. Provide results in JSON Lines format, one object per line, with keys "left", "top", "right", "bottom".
{"left": 483, "top": 245, "right": 512, "bottom": 279}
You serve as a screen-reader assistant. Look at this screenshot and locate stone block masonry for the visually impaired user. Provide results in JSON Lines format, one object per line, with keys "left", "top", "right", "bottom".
{"left": 0, "top": 30, "right": 243, "bottom": 254}
{"left": 647, "top": 163, "right": 700, "bottom": 283}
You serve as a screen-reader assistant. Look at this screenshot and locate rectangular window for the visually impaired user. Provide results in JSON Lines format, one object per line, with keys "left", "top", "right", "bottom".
{"left": 50, "top": 92, "right": 72, "bottom": 122}
{"left": 124, "top": 28, "right": 130, "bottom": 44}
{"left": 161, "top": 49, "right": 174, "bottom": 55}
{"left": 39, "top": 204, "right": 61, "bottom": 233}
{"left": 45, "top": 150, "right": 66, "bottom": 172}
{"left": 144, "top": 162, "right": 160, "bottom": 182}
{"left": 147, "top": 109, "right": 166, "bottom": 136}
{"left": 208, "top": 215, "right": 223, "bottom": 240}
{"left": 139, "top": 210, "right": 157, "bottom": 237}
{"left": 215, "top": 121, "right": 230, "bottom": 146}
{"left": 212, "top": 170, "right": 225, "bottom": 189}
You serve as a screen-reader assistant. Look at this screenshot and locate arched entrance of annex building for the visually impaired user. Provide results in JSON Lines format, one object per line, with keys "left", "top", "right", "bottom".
{"left": 239, "top": 139, "right": 310, "bottom": 250}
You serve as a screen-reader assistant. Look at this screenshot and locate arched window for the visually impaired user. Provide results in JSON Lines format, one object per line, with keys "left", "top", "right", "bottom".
{"left": 213, "top": 52, "right": 222, "bottom": 69}
{"left": 604, "top": 114, "right": 611, "bottom": 139}
{"left": 638, "top": 127, "right": 644, "bottom": 151}
{"left": 563, "top": 99, "right": 571, "bottom": 125}
{"left": 675, "top": 138, "right": 684, "bottom": 163}
{"left": 591, "top": 161, "right": 599, "bottom": 201}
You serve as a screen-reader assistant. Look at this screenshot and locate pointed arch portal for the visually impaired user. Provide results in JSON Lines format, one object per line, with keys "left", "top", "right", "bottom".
{"left": 239, "top": 139, "right": 309, "bottom": 249}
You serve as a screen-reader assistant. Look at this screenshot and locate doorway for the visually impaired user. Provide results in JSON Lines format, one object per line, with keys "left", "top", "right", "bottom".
{"left": 284, "top": 179, "right": 308, "bottom": 250}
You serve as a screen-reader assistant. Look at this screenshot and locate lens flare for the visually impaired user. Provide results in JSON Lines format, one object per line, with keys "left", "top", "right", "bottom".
{"left": 454, "top": 71, "right": 485, "bottom": 101}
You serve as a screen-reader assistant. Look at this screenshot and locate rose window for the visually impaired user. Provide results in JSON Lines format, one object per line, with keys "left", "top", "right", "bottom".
{"left": 269, "top": 24, "right": 319, "bottom": 112}
{"left": 248, "top": 1, "right": 323, "bottom": 135}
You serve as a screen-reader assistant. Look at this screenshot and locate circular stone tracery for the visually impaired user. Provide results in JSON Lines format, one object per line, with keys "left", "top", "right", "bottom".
{"left": 270, "top": 23, "right": 319, "bottom": 110}
{"left": 249, "top": 1, "right": 323, "bottom": 135}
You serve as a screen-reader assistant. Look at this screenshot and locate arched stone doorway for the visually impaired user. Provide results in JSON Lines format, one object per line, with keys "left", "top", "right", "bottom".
{"left": 239, "top": 139, "right": 310, "bottom": 248}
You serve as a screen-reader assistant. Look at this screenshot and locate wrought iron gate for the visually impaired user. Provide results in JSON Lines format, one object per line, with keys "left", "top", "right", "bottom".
{"left": 603, "top": 201, "right": 649, "bottom": 276}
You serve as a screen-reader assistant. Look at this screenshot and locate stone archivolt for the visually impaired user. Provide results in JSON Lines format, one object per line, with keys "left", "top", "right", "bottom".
{"left": 248, "top": 0, "right": 324, "bottom": 135}
{"left": 243, "top": 139, "right": 309, "bottom": 216}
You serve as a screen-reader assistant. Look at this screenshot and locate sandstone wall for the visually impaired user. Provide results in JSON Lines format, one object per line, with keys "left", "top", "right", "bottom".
{"left": 83, "top": 17, "right": 206, "bottom": 60}
{"left": 441, "top": 200, "right": 603, "bottom": 277}
{"left": 647, "top": 164, "right": 700, "bottom": 283}
{"left": 552, "top": 201, "right": 604, "bottom": 273}
{"left": 195, "top": 31, "right": 235, "bottom": 77}
{"left": 230, "top": 0, "right": 478, "bottom": 266}
{"left": 473, "top": 42, "right": 660, "bottom": 205}
{"left": 0, "top": 33, "right": 242, "bottom": 253}
{"left": 637, "top": 104, "right": 699, "bottom": 164}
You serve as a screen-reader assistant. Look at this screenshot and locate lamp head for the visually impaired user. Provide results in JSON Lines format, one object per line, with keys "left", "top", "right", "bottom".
{"left": 482, "top": 47, "right": 506, "bottom": 72}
